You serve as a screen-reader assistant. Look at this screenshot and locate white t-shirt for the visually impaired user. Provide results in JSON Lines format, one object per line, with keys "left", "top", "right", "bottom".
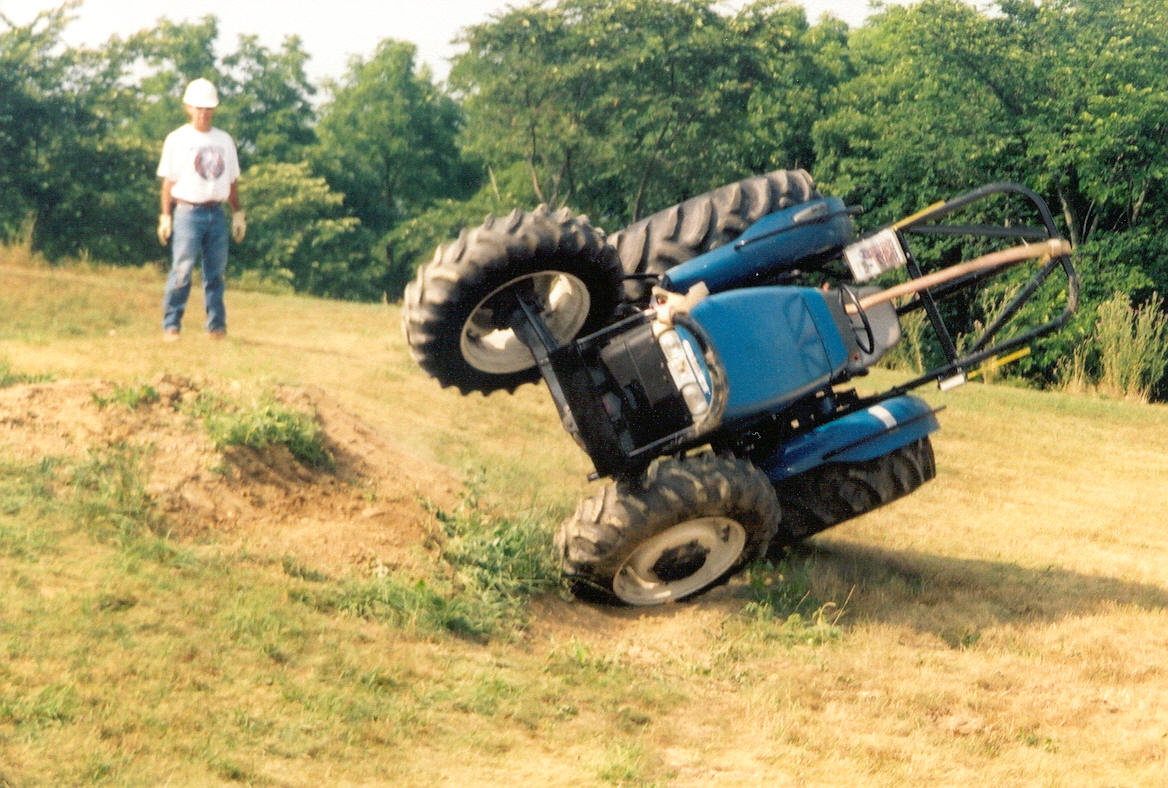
{"left": 157, "top": 124, "right": 240, "bottom": 203}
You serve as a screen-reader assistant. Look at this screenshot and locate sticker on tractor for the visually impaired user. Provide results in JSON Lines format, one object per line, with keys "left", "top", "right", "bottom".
{"left": 844, "top": 229, "right": 909, "bottom": 282}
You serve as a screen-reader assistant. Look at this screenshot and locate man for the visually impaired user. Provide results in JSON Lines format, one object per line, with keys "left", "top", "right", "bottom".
{"left": 156, "top": 77, "right": 246, "bottom": 341}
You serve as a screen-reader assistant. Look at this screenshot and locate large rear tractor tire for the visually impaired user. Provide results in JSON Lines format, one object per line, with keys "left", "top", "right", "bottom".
{"left": 403, "top": 206, "right": 624, "bottom": 394}
{"left": 557, "top": 455, "right": 780, "bottom": 606}
{"left": 610, "top": 169, "right": 820, "bottom": 300}
{"left": 769, "top": 437, "right": 936, "bottom": 552}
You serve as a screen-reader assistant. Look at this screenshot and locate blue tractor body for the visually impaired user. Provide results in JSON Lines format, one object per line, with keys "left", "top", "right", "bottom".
{"left": 639, "top": 197, "right": 943, "bottom": 485}
{"left": 653, "top": 285, "right": 941, "bottom": 485}
{"left": 536, "top": 183, "right": 1076, "bottom": 486}
{"left": 688, "top": 287, "right": 851, "bottom": 423}
{"left": 404, "top": 175, "right": 1078, "bottom": 605}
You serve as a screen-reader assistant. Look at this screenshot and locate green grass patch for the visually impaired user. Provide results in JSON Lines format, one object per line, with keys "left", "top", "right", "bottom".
{"left": 0, "top": 457, "right": 65, "bottom": 560}
{"left": 301, "top": 496, "right": 559, "bottom": 640}
{"left": 91, "top": 383, "right": 160, "bottom": 410}
{"left": 184, "top": 390, "right": 335, "bottom": 470}
{"left": 6, "top": 254, "right": 1168, "bottom": 785}
{"left": 0, "top": 358, "right": 53, "bottom": 388}
{"left": 0, "top": 442, "right": 562, "bottom": 784}
{"left": 69, "top": 443, "right": 168, "bottom": 545}
{"left": 737, "top": 556, "right": 845, "bottom": 648}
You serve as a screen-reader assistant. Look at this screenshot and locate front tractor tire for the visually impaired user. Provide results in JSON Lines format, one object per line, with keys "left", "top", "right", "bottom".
{"left": 557, "top": 455, "right": 780, "bottom": 606}
{"left": 403, "top": 206, "right": 623, "bottom": 395}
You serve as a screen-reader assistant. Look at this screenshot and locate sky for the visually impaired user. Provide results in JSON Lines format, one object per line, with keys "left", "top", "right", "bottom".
{"left": 1, "top": 0, "right": 878, "bottom": 84}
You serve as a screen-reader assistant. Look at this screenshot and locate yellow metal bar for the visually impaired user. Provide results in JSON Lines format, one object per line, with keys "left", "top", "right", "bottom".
{"left": 967, "top": 347, "right": 1031, "bottom": 380}
{"left": 892, "top": 200, "right": 948, "bottom": 230}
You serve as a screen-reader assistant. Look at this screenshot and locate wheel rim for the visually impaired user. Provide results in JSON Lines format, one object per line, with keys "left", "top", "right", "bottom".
{"left": 612, "top": 517, "right": 747, "bottom": 606}
{"left": 459, "top": 271, "right": 592, "bottom": 374}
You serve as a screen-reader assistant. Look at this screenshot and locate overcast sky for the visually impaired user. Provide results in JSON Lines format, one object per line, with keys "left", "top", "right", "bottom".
{"left": 2, "top": 0, "right": 878, "bottom": 84}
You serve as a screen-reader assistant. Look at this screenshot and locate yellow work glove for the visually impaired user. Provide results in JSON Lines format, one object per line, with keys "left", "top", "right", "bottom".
{"left": 231, "top": 210, "right": 247, "bottom": 242}
{"left": 157, "top": 214, "right": 172, "bottom": 245}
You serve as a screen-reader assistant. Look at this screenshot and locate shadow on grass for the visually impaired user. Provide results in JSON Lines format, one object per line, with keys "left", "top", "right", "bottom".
{"left": 783, "top": 538, "right": 1168, "bottom": 645}
{"left": 540, "top": 538, "right": 1168, "bottom": 649}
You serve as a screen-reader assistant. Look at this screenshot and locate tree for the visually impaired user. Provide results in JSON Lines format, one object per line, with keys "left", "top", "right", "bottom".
{"left": 813, "top": 1, "right": 1033, "bottom": 223}
{"left": 0, "top": 2, "right": 157, "bottom": 262}
{"left": 219, "top": 35, "right": 318, "bottom": 169}
{"left": 0, "top": 6, "right": 327, "bottom": 266}
{"left": 450, "top": 0, "right": 840, "bottom": 230}
{"left": 238, "top": 162, "right": 372, "bottom": 298}
{"left": 811, "top": 0, "right": 1168, "bottom": 392}
{"left": 313, "top": 40, "right": 472, "bottom": 236}
{"left": 102, "top": 15, "right": 222, "bottom": 148}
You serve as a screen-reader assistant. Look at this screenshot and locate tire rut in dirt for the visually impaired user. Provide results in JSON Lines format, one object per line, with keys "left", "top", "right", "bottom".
{"left": 556, "top": 454, "right": 780, "bottom": 605}
{"left": 609, "top": 169, "right": 820, "bottom": 301}
{"left": 769, "top": 437, "right": 937, "bottom": 553}
{"left": 402, "top": 205, "right": 623, "bottom": 394}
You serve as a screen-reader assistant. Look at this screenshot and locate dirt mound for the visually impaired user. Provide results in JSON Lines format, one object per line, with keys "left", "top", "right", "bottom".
{"left": 0, "top": 376, "right": 459, "bottom": 577}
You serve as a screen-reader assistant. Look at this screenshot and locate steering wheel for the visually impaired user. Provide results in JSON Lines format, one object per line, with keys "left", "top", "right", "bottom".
{"left": 839, "top": 285, "right": 875, "bottom": 355}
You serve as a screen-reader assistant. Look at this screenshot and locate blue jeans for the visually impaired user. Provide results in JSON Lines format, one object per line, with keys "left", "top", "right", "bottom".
{"left": 163, "top": 203, "right": 227, "bottom": 333}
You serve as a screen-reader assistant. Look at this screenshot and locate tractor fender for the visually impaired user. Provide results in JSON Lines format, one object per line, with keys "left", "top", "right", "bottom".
{"left": 761, "top": 394, "right": 942, "bottom": 482}
{"left": 663, "top": 197, "right": 853, "bottom": 295}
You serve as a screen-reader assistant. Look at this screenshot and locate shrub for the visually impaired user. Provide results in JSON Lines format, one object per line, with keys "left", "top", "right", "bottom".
{"left": 1095, "top": 291, "right": 1168, "bottom": 402}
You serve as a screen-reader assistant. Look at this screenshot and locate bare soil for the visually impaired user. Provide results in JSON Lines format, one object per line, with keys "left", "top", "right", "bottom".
{"left": 0, "top": 377, "right": 459, "bottom": 578}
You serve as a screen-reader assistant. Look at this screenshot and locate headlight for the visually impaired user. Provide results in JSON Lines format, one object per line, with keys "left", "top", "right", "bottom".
{"left": 680, "top": 382, "right": 709, "bottom": 416}
{"left": 655, "top": 326, "right": 711, "bottom": 418}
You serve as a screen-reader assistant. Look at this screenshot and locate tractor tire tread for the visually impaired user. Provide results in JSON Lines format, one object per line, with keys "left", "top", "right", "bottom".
{"left": 403, "top": 206, "right": 622, "bottom": 394}
{"left": 770, "top": 437, "right": 936, "bottom": 549}
{"left": 609, "top": 169, "right": 819, "bottom": 299}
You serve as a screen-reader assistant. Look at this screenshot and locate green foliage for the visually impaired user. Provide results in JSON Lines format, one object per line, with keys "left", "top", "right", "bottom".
{"left": 1093, "top": 292, "right": 1168, "bottom": 402}
{"left": 0, "top": 683, "right": 79, "bottom": 728}
{"left": 0, "top": 4, "right": 150, "bottom": 262}
{"left": 815, "top": 0, "right": 1168, "bottom": 245}
{"left": 0, "top": 359, "right": 53, "bottom": 388}
{"left": 382, "top": 190, "right": 508, "bottom": 296}
{"left": 185, "top": 390, "right": 335, "bottom": 470}
{"left": 450, "top": 0, "right": 834, "bottom": 227}
{"left": 91, "top": 384, "right": 160, "bottom": 410}
{"left": 313, "top": 40, "right": 473, "bottom": 235}
{"left": 740, "top": 557, "right": 844, "bottom": 647}
{"left": 435, "top": 497, "right": 559, "bottom": 607}
{"left": 814, "top": 0, "right": 1030, "bottom": 220}
{"left": 5, "top": 0, "right": 1168, "bottom": 398}
{"left": 0, "top": 457, "right": 62, "bottom": 560}
{"left": 218, "top": 34, "right": 318, "bottom": 169}
{"left": 303, "top": 493, "right": 559, "bottom": 640}
{"left": 1029, "top": 228, "right": 1165, "bottom": 383}
{"left": 70, "top": 443, "right": 167, "bottom": 544}
{"left": 238, "top": 162, "right": 374, "bottom": 299}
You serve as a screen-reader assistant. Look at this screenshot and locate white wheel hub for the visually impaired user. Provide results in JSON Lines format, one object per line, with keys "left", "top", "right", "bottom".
{"left": 612, "top": 517, "right": 747, "bottom": 605}
{"left": 460, "top": 271, "right": 591, "bottom": 374}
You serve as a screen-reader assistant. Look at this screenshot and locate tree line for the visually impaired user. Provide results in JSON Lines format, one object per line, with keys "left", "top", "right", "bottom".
{"left": 2, "top": 0, "right": 1166, "bottom": 396}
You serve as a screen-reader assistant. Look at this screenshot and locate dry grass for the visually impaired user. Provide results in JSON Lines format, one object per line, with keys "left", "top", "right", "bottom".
{"left": 2, "top": 250, "right": 1168, "bottom": 786}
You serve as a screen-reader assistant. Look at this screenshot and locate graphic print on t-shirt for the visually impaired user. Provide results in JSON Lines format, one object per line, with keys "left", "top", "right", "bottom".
{"left": 194, "top": 146, "right": 226, "bottom": 181}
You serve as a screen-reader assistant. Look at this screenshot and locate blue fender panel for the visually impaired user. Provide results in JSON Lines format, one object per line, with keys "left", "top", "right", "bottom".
{"left": 760, "top": 394, "right": 941, "bottom": 482}
{"left": 664, "top": 197, "right": 853, "bottom": 295}
{"left": 689, "top": 287, "right": 851, "bottom": 423}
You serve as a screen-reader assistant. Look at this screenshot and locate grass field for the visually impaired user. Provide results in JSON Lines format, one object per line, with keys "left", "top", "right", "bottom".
{"left": 2, "top": 251, "right": 1168, "bottom": 786}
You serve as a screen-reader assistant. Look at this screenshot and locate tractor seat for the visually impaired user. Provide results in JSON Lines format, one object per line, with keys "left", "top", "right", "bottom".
{"left": 852, "top": 288, "right": 902, "bottom": 371}
{"left": 824, "top": 286, "right": 902, "bottom": 374}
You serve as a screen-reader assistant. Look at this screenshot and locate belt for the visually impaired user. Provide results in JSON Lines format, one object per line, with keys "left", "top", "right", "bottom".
{"left": 176, "top": 199, "right": 222, "bottom": 209}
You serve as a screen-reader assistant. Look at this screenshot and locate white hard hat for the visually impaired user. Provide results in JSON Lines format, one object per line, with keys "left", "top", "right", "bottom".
{"left": 182, "top": 78, "right": 219, "bottom": 108}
